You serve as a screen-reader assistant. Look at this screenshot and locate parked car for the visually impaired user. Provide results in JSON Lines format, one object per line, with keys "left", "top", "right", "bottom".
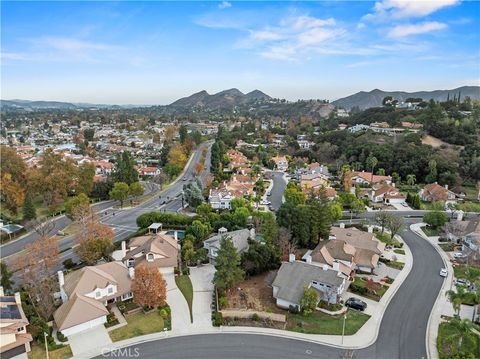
{"left": 266, "top": 191, "right": 272, "bottom": 196}
{"left": 453, "top": 252, "right": 466, "bottom": 259}
{"left": 345, "top": 297, "right": 367, "bottom": 311}
{"left": 260, "top": 200, "right": 271, "bottom": 205}
{"left": 182, "top": 177, "right": 187, "bottom": 181}
{"left": 455, "top": 278, "right": 470, "bottom": 287}
{"left": 440, "top": 268, "right": 448, "bottom": 277}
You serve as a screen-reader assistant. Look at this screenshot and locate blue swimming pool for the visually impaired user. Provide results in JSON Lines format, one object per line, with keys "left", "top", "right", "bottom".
{"left": 0, "top": 224, "right": 24, "bottom": 234}
{"left": 165, "top": 230, "right": 185, "bottom": 240}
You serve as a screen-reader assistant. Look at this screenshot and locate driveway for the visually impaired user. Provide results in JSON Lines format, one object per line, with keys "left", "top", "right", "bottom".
{"left": 161, "top": 268, "right": 192, "bottom": 333}
{"left": 68, "top": 325, "right": 111, "bottom": 357}
{"left": 189, "top": 264, "right": 215, "bottom": 329}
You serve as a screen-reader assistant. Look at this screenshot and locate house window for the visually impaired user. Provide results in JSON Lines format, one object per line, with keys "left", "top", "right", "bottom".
{"left": 147, "top": 253, "right": 154, "bottom": 261}
{"left": 108, "top": 287, "right": 114, "bottom": 294}
{"left": 127, "top": 259, "right": 135, "bottom": 267}
{"left": 122, "top": 292, "right": 133, "bottom": 301}
{"left": 17, "top": 327, "right": 23, "bottom": 332}
{"left": 95, "top": 290, "right": 101, "bottom": 298}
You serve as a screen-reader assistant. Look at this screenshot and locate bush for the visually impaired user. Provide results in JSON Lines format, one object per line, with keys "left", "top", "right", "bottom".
{"left": 289, "top": 305, "right": 300, "bottom": 314}
{"left": 251, "top": 313, "right": 260, "bottom": 321}
{"left": 136, "top": 211, "right": 196, "bottom": 229}
{"left": 62, "top": 258, "right": 76, "bottom": 269}
{"left": 218, "top": 296, "right": 228, "bottom": 309}
{"left": 349, "top": 283, "right": 368, "bottom": 295}
{"left": 159, "top": 308, "right": 169, "bottom": 319}
{"left": 182, "top": 267, "right": 190, "bottom": 275}
{"left": 212, "top": 311, "right": 223, "bottom": 326}
{"left": 56, "top": 331, "right": 67, "bottom": 343}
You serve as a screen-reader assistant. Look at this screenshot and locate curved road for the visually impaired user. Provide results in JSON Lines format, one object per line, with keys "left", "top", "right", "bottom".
{"left": 97, "top": 220, "right": 444, "bottom": 359}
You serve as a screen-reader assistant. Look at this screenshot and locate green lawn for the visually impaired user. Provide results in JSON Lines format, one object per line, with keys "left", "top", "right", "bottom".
{"left": 421, "top": 201, "right": 445, "bottom": 211}
{"left": 438, "top": 242, "right": 456, "bottom": 252}
{"left": 423, "top": 226, "right": 441, "bottom": 237}
{"left": 109, "top": 311, "right": 165, "bottom": 342}
{"left": 455, "top": 202, "right": 480, "bottom": 213}
{"left": 374, "top": 230, "right": 402, "bottom": 248}
{"left": 453, "top": 265, "right": 480, "bottom": 286}
{"left": 437, "top": 320, "right": 480, "bottom": 359}
{"left": 287, "top": 309, "right": 370, "bottom": 335}
{"left": 175, "top": 275, "right": 193, "bottom": 323}
{"left": 28, "top": 344, "right": 72, "bottom": 359}
{"left": 348, "top": 277, "right": 388, "bottom": 302}
{"left": 393, "top": 249, "right": 405, "bottom": 255}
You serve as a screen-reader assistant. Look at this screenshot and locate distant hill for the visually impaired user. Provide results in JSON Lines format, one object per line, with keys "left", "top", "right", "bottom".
{"left": 0, "top": 99, "right": 132, "bottom": 110}
{"left": 332, "top": 86, "right": 480, "bottom": 110}
{"left": 169, "top": 88, "right": 271, "bottom": 109}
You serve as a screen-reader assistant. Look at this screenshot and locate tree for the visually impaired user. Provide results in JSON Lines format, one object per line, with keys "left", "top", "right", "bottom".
{"left": 1, "top": 173, "right": 25, "bottom": 214}
{"left": 164, "top": 126, "right": 176, "bottom": 144}
{"left": 179, "top": 125, "right": 188, "bottom": 144}
{"left": 195, "top": 162, "right": 204, "bottom": 176}
{"left": 132, "top": 263, "right": 167, "bottom": 309}
{"left": 75, "top": 222, "right": 115, "bottom": 265}
{"left": 0, "top": 262, "right": 14, "bottom": 294}
{"left": 182, "top": 239, "right": 196, "bottom": 266}
{"left": 375, "top": 211, "right": 392, "bottom": 234}
{"left": 110, "top": 182, "right": 130, "bottom": 207}
{"left": 241, "top": 241, "right": 280, "bottom": 276}
{"left": 233, "top": 207, "right": 250, "bottom": 228}
{"left": 183, "top": 180, "right": 203, "bottom": 208}
{"left": 329, "top": 203, "right": 343, "bottom": 222}
{"left": 167, "top": 144, "right": 187, "bottom": 174}
{"left": 213, "top": 236, "right": 245, "bottom": 291}
{"left": 300, "top": 285, "right": 319, "bottom": 316}
{"left": 386, "top": 216, "right": 404, "bottom": 241}
{"left": 341, "top": 165, "right": 352, "bottom": 192}
{"left": 260, "top": 212, "right": 278, "bottom": 245}
{"left": 382, "top": 96, "right": 393, "bottom": 106}
{"left": 284, "top": 183, "right": 306, "bottom": 206}
{"left": 447, "top": 287, "right": 467, "bottom": 316}
{"left": 406, "top": 174, "right": 416, "bottom": 186}
{"left": 129, "top": 182, "right": 144, "bottom": 200}
{"left": 423, "top": 211, "right": 449, "bottom": 229}
{"left": 83, "top": 128, "right": 95, "bottom": 141}
{"left": 65, "top": 193, "right": 90, "bottom": 219}
{"left": 189, "top": 220, "right": 211, "bottom": 243}
{"left": 111, "top": 151, "right": 138, "bottom": 185}
{"left": 366, "top": 155, "right": 378, "bottom": 184}
{"left": 22, "top": 191, "right": 36, "bottom": 220}
{"left": 76, "top": 162, "right": 95, "bottom": 195}
{"left": 426, "top": 159, "right": 438, "bottom": 183}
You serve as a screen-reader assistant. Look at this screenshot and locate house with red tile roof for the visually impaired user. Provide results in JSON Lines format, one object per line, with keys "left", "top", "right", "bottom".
{"left": 419, "top": 183, "right": 456, "bottom": 203}
{"left": 352, "top": 171, "right": 392, "bottom": 186}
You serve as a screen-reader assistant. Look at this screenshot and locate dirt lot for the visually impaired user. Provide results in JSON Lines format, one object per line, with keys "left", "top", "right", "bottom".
{"left": 224, "top": 271, "right": 283, "bottom": 313}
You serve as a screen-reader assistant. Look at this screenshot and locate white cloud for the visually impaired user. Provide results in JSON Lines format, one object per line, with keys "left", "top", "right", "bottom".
{"left": 0, "top": 52, "right": 26, "bottom": 60}
{"left": 218, "top": 1, "right": 231, "bottom": 10}
{"left": 388, "top": 21, "right": 447, "bottom": 38}
{"left": 365, "top": 0, "right": 459, "bottom": 21}
{"left": 31, "top": 36, "right": 112, "bottom": 51}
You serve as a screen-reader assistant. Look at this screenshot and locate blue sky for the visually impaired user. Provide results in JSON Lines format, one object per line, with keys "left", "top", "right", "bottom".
{"left": 1, "top": 1, "right": 479, "bottom": 104}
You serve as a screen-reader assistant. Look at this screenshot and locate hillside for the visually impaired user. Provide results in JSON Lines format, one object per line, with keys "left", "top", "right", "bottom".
{"left": 332, "top": 86, "right": 480, "bottom": 110}
{"left": 169, "top": 88, "right": 271, "bottom": 109}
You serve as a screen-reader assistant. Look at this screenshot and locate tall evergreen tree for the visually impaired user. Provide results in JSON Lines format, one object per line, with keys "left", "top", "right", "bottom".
{"left": 213, "top": 236, "right": 245, "bottom": 291}
{"left": 111, "top": 151, "right": 138, "bottom": 185}
{"left": 22, "top": 191, "right": 36, "bottom": 220}
{"left": 0, "top": 262, "right": 14, "bottom": 294}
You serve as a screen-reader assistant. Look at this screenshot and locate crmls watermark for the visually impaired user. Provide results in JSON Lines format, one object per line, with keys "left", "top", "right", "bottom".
{"left": 101, "top": 348, "right": 140, "bottom": 357}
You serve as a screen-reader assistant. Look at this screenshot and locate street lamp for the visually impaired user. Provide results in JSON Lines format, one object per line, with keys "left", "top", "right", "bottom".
{"left": 44, "top": 332, "right": 49, "bottom": 359}
{"left": 341, "top": 314, "right": 347, "bottom": 345}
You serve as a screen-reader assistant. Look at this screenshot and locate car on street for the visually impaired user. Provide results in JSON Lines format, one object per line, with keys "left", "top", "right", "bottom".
{"left": 440, "top": 268, "right": 448, "bottom": 277}
{"left": 183, "top": 177, "right": 187, "bottom": 181}
{"left": 345, "top": 297, "right": 367, "bottom": 311}
{"left": 260, "top": 200, "right": 271, "bottom": 205}
{"left": 266, "top": 191, "right": 272, "bottom": 196}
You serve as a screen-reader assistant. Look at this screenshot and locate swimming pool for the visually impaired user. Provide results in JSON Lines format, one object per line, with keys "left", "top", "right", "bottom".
{"left": 0, "top": 224, "right": 24, "bottom": 234}
{"left": 165, "top": 230, "right": 185, "bottom": 240}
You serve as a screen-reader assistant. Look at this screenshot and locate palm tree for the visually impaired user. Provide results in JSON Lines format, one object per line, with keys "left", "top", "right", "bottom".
{"left": 366, "top": 155, "right": 378, "bottom": 184}
{"left": 406, "top": 174, "right": 416, "bottom": 187}
{"left": 447, "top": 287, "right": 467, "bottom": 316}
{"left": 446, "top": 317, "right": 472, "bottom": 352}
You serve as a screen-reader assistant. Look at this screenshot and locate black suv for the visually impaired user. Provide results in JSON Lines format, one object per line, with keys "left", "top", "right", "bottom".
{"left": 345, "top": 297, "right": 367, "bottom": 311}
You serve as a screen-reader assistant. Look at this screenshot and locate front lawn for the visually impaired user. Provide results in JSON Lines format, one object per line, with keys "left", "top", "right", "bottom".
{"left": 379, "top": 257, "right": 405, "bottom": 270}
{"left": 286, "top": 309, "right": 370, "bottom": 335}
{"left": 109, "top": 310, "right": 165, "bottom": 342}
{"left": 348, "top": 277, "right": 388, "bottom": 302}
{"left": 438, "top": 242, "right": 456, "bottom": 252}
{"left": 374, "top": 230, "right": 403, "bottom": 248}
{"left": 437, "top": 320, "right": 480, "bottom": 359}
{"left": 393, "top": 249, "right": 405, "bottom": 255}
{"left": 175, "top": 275, "right": 193, "bottom": 323}
{"left": 453, "top": 265, "right": 480, "bottom": 286}
{"left": 28, "top": 344, "right": 72, "bottom": 359}
{"left": 423, "top": 226, "right": 441, "bottom": 237}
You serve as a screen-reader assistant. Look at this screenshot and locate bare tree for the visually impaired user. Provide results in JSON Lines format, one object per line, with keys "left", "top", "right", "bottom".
{"left": 25, "top": 218, "right": 56, "bottom": 237}
{"left": 278, "top": 227, "right": 297, "bottom": 261}
{"left": 375, "top": 211, "right": 392, "bottom": 235}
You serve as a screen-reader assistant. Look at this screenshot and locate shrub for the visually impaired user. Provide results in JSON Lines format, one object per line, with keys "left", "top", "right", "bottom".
{"left": 182, "top": 267, "right": 190, "bottom": 275}
{"left": 218, "top": 296, "right": 228, "bottom": 309}
{"left": 136, "top": 211, "right": 196, "bottom": 229}
{"left": 251, "top": 313, "right": 260, "bottom": 321}
{"left": 212, "top": 311, "right": 223, "bottom": 326}
{"left": 159, "top": 308, "right": 169, "bottom": 319}
{"left": 349, "top": 283, "right": 368, "bottom": 295}
{"left": 62, "top": 258, "right": 76, "bottom": 269}
{"left": 289, "top": 305, "right": 300, "bottom": 314}
{"left": 56, "top": 331, "right": 67, "bottom": 343}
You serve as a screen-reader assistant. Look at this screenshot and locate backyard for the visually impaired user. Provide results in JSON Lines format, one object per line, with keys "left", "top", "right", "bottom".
{"left": 286, "top": 309, "right": 370, "bottom": 335}
{"left": 109, "top": 308, "right": 169, "bottom": 342}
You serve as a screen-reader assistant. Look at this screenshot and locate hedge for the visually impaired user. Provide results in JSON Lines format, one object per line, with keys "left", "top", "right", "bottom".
{"left": 136, "top": 211, "right": 197, "bottom": 228}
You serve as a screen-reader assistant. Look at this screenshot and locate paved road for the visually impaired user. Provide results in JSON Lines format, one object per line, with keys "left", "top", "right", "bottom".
{"left": 95, "top": 219, "right": 445, "bottom": 359}
{"left": 269, "top": 171, "right": 287, "bottom": 211}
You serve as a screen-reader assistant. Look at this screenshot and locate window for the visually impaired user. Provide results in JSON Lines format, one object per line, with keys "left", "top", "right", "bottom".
{"left": 127, "top": 259, "right": 135, "bottom": 267}
{"left": 17, "top": 327, "right": 23, "bottom": 332}
{"left": 147, "top": 253, "right": 154, "bottom": 261}
{"left": 95, "top": 290, "right": 101, "bottom": 298}
{"left": 108, "top": 287, "right": 114, "bottom": 294}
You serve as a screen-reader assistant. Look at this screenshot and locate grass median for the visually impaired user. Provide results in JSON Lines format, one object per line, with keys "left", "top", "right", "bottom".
{"left": 175, "top": 275, "right": 194, "bottom": 323}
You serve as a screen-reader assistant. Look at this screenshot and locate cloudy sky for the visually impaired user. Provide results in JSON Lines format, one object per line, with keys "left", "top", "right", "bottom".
{"left": 1, "top": 0, "right": 479, "bottom": 104}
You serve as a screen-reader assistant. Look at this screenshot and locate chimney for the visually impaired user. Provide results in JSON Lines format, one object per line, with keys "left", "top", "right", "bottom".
{"left": 14, "top": 292, "right": 21, "bottom": 305}
{"left": 368, "top": 226, "right": 373, "bottom": 233}
{"left": 339, "top": 222, "right": 345, "bottom": 229}
{"left": 306, "top": 255, "right": 312, "bottom": 264}
{"left": 332, "top": 261, "right": 340, "bottom": 272}
{"left": 128, "top": 267, "right": 135, "bottom": 279}
{"left": 174, "top": 231, "right": 178, "bottom": 241}
{"left": 121, "top": 241, "right": 127, "bottom": 258}
{"left": 58, "top": 270, "right": 65, "bottom": 288}
{"left": 0, "top": 286, "right": 4, "bottom": 296}
{"left": 289, "top": 253, "right": 295, "bottom": 263}
{"left": 444, "top": 184, "right": 448, "bottom": 190}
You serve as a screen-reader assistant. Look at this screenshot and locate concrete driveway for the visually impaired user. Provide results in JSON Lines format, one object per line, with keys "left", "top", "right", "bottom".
{"left": 189, "top": 264, "right": 215, "bottom": 329}
{"left": 68, "top": 325, "right": 111, "bottom": 357}
{"left": 161, "top": 268, "right": 192, "bottom": 334}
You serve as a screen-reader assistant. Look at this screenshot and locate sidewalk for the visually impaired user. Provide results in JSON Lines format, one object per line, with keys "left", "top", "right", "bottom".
{"left": 78, "top": 237, "right": 415, "bottom": 358}
{"left": 410, "top": 223, "right": 453, "bottom": 359}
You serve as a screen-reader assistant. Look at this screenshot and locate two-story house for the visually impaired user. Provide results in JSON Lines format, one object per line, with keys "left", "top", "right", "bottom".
{"left": 203, "top": 228, "right": 254, "bottom": 264}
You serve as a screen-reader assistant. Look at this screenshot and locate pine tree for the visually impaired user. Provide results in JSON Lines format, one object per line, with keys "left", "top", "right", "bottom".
{"left": 22, "top": 191, "right": 36, "bottom": 220}
{"left": 213, "top": 236, "right": 245, "bottom": 291}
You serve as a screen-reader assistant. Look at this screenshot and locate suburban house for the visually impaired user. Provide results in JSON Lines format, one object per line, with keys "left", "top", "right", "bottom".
{"left": 369, "top": 183, "right": 406, "bottom": 204}
{"left": 117, "top": 230, "right": 179, "bottom": 271}
{"left": 271, "top": 156, "right": 289, "bottom": 172}
{"left": 208, "top": 189, "right": 234, "bottom": 210}
{"left": 272, "top": 259, "right": 347, "bottom": 311}
{"left": 420, "top": 183, "right": 456, "bottom": 203}
{"left": 94, "top": 160, "right": 113, "bottom": 176}
{"left": 297, "top": 140, "right": 314, "bottom": 149}
{"left": 54, "top": 262, "right": 133, "bottom": 337}
{"left": 203, "top": 227, "right": 254, "bottom": 264}
{"left": 303, "top": 225, "right": 385, "bottom": 274}
{"left": 139, "top": 166, "right": 160, "bottom": 177}
{"left": 0, "top": 287, "right": 33, "bottom": 359}
{"left": 351, "top": 171, "right": 392, "bottom": 186}
{"left": 455, "top": 219, "right": 480, "bottom": 256}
